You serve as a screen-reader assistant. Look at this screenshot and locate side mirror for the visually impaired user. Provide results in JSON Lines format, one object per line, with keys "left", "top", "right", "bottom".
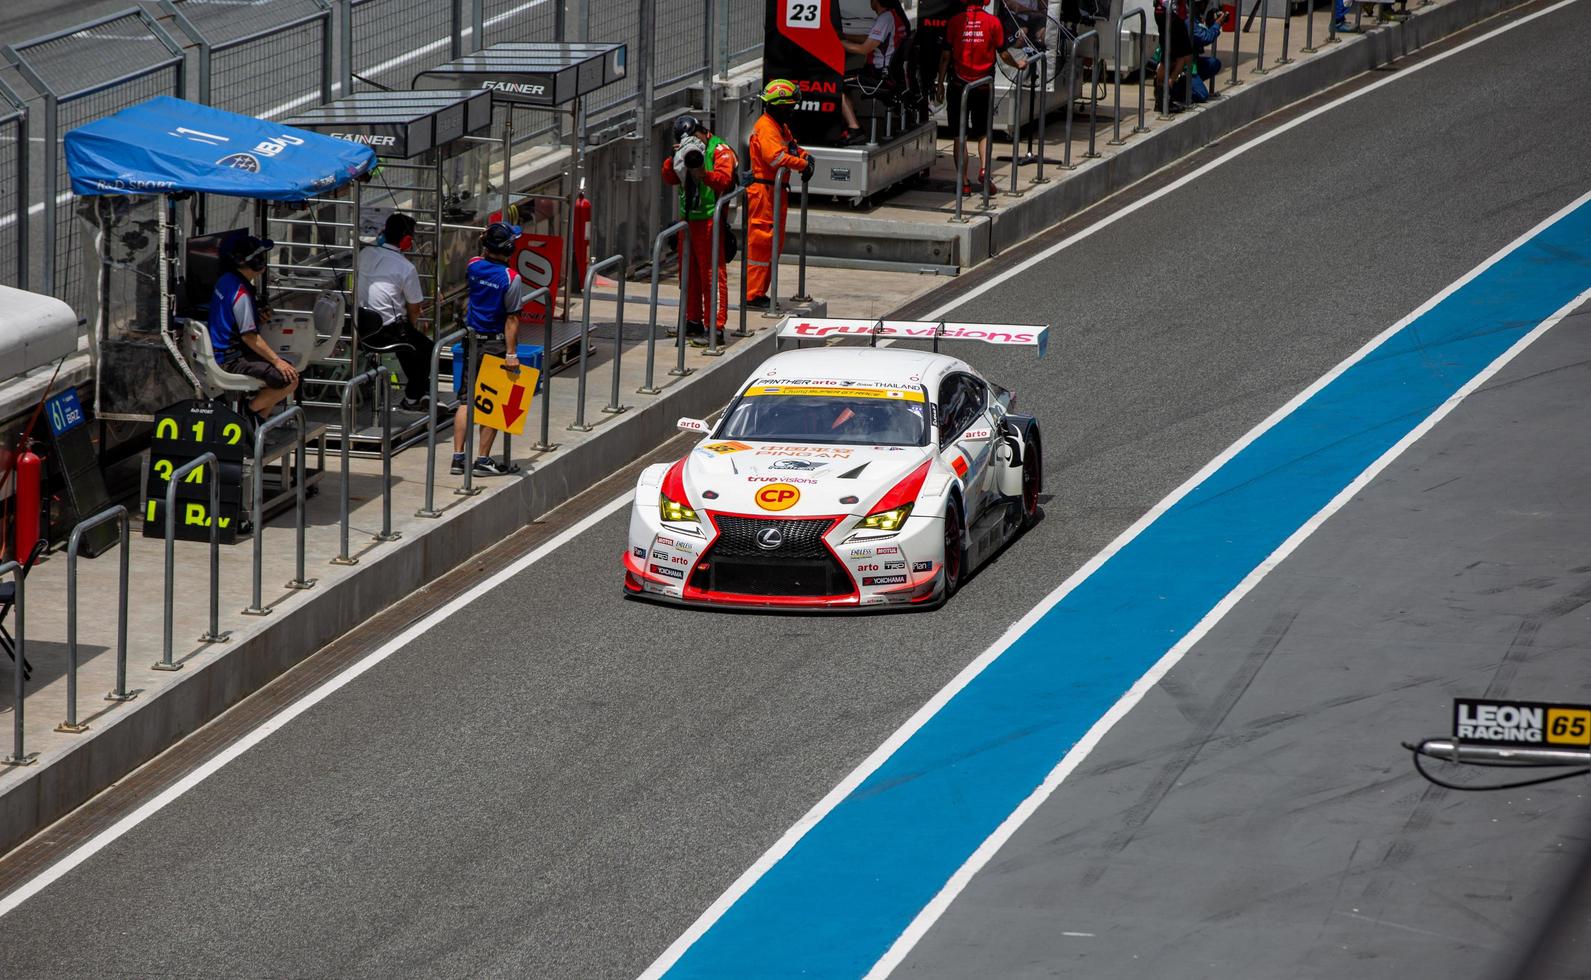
{"left": 677, "top": 417, "right": 709, "bottom": 433}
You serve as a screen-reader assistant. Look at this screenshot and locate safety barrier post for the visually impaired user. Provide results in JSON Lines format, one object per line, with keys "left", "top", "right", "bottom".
{"left": 1277, "top": 0, "right": 1294, "bottom": 64}
{"left": 570, "top": 254, "right": 626, "bottom": 431}
{"left": 1255, "top": 1, "right": 1272, "bottom": 74}
{"left": 951, "top": 75, "right": 993, "bottom": 222}
{"left": 1082, "top": 32, "right": 1102, "bottom": 161}
{"left": 244, "top": 407, "right": 312, "bottom": 616}
{"left": 1232, "top": 0, "right": 1246, "bottom": 83}
{"left": 706, "top": 185, "right": 746, "bottom": 356}
{"left": 1031, "top": 56, "right": 1050, "bottom": 185}
{"left": 604, "top": 274, "right": 630, "bottom": 415}
{"left": 0, "top": 560, "right": 28, "bottom": 766}
{"left": 768, "top": 168, "right": 790, "bottom": 315}
{"left": 1064, "top": 32, "right": 1100, "bottom": 168}
{"left": 332, "top": 368, "right": 380, "bottom": 564}
{"left": 534, "top": 308, "right": 558, "bottom": 452}
{"left": 417, "top": 327, "right": 465, "bottom": 517}
{"left": 735, "top": 191, "right": 751, "bottom": 338}
{"left": 643, "top": 221, "right": 690, "bottom": 393}
{"left": 60, "top": 506, "right": 130, "bottom": 733}
{"left": 158, "top": 452, "right": 226, "bottom": 670}
{"left": 793, "top": 174, "right": 813, "bottom": 301}
{"left": 457, "top": 331, "right": 479, "bottom": 497}
{"left": 1111, "top": 9, "right": 1148, "bottom": 145}
{"left": 376, "top": 378, "right": 398, "bottom": 542}
{"left": 1007, "top": 64, "right": 1024, "bottom": 195}
{"left": 1302, "top": 1, "right": 1318, "bottom": 51}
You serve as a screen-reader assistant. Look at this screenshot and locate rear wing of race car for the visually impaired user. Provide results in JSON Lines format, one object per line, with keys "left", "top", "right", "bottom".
{"left": 773, "top": 316, "right": 1050, "bottom": 358}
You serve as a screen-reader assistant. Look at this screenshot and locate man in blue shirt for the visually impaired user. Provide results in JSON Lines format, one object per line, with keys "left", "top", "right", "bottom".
{"left": 452, "top": 222, "right": 524, "bottom": 476}
{"left": 208, "top": 230, "right": 299, "bottom": 425}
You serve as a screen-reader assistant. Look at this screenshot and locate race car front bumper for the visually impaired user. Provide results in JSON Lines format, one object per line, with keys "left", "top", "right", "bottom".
{"left": 622, "top": 507, "right": 944, "bottom": 610}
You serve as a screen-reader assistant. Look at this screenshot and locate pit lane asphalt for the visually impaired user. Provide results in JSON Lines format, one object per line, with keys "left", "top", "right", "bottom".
{"left": 2, "top": 2, "right": 1589, "bottom": 976}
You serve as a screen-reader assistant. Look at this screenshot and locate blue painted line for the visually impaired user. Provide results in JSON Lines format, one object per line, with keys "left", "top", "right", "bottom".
{"left": 664, "top": 199, "right": 1591, "bottom": 979}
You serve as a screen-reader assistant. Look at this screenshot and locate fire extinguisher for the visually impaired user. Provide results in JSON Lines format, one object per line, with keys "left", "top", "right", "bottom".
{"left": 14, "top": 441, "right": 42, "bottom": 563}
{"left": 573, "top": 178, "right": 591, "bottom": 293}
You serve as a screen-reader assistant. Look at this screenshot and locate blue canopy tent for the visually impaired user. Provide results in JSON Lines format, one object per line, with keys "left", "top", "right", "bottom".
{"left": 66, "top": 95, "right": 375, "bottom": 200}
{"left": 66, "top": 97, "right": 377, "bottom": 422}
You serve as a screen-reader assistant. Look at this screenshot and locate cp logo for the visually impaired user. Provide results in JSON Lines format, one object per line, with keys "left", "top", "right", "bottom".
{"left": 754, "top": 483, "right": 800, "bottom": 511}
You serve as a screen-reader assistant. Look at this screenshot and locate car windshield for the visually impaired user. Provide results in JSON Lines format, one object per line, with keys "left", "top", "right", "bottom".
{"left": 717, "top": 383, "right": 929, "bottom": 446}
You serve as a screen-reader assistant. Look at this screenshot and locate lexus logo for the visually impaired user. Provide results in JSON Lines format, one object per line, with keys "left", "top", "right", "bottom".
{"left": 755, "top": 527, "right": 784, "bottom": 551}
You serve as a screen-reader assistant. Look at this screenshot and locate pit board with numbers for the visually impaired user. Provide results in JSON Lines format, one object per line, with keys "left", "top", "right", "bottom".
{"left": 142, "top": 400, "right": 250, "bottom": 543}
{"left": 1452, "top": 698, "right": 1591, "bottom": 749}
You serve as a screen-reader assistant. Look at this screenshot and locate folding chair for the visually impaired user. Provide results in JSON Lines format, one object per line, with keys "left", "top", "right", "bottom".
{"left": 0, "top": 538, "right": 46, "bottom": 682}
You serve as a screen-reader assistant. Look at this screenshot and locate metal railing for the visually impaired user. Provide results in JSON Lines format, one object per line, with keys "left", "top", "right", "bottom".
{"left": 767, "top": 168, "right": 791, "bottom": 315}
{"left": 793, "top": 176, "right": 813, "bottom": 301}
{"left": 706, "top": 185, "right": 747, "bottom": 357}
{"left": 61, "top": 506, "right": 131, "bottom": 734}
{"left": 333, "top": 368, "right": 380, "bottom": 564}
{"left": 952, "top": 75, "right": 995, "bottom": 223}
{"left": 245, "top": 408, "right": 315, "bottom": 616}
{"left": 570, "top": 254, "right": 627, "bottom": 431}
{"left": 1006, "top": 64, "right": 1028, "bottom": 195}
{"left": 1029, "top": 56, "right": 1050, "bottom": 187}
{"left": 643, "top": 220, "right": 691, "bottom": 394}
{"left": 1063, "top": 32, "right": 1103, "bottom": 170}
{"left": 1110, "top": 10, "right": 1151, "bottom": 146}
{"left": 417, "top": 327, "right": 465, "bottom": 518}
{"left": 1, "top": 560, "right": 30, "bottom": 766}
{"left": 347, "top": 0, "right": 463, "bottom": 92}
{"left": 158, "top": 453, "right": 229, "bottom": 671}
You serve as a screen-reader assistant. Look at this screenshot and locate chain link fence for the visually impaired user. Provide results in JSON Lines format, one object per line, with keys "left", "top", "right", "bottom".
{"left": 1, "top": 0, "right": 771, "bottom": 320}
{"left": 163, "top": 0, "right": 332, "bottom": 119}
{"left": 349, "top": 0, "right": 463, "bottom": 92}
{"left": 0, "top": 79, "right": 25, "bottom": 289}
{"left": 3, "top": 8, "right": 186, "bottom": 317}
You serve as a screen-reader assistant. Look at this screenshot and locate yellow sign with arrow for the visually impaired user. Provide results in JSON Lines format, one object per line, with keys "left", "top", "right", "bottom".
{"left": 472, "top": 354, "right": 539, "bottom": 435}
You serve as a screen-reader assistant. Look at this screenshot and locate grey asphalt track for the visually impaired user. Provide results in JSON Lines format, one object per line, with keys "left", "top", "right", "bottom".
{"left": 893, "top": 294, "right": 1591, "bottom": 980}
{"left": 0, "top": 2, "right": 1589, "bottom": 978}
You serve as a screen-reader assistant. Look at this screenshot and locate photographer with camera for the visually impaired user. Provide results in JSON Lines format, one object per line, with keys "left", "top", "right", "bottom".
{"left": 661, "top": 115, "right": 738, "bottom": 342}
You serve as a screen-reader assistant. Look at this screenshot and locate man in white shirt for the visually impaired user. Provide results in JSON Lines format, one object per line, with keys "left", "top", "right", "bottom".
{"left": 356, "top": 212, "right": 434, "bottom": 411}
{"left": 838, "top": 0, "right": 911, "bottom": 146}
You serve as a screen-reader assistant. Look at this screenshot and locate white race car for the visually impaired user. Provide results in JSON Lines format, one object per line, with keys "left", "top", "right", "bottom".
{"left": 622, "top": 317, "right": 1048, "bottom": 610}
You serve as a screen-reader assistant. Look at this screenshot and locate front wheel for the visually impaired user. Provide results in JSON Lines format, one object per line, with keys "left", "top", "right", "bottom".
{"left": 942, "top": 502, "right": 965, "bottom": 600}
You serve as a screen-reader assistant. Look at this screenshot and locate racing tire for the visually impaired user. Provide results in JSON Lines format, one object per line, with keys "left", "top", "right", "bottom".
{"left": 1021, "top": 426, "right": 1042, "bottom": 528}
{"left": 942, "top": 500, "right": 965, "bottom": 600}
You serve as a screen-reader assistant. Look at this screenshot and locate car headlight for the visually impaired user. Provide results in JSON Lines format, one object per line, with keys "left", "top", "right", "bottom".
{"left": 659, "top": 492, "right": 699, "bottom": 523}
{"left": 856, "top": 502, "right": 912, "bottom": 532}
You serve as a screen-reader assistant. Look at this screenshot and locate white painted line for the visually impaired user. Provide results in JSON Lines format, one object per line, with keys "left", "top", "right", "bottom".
{"left": 637, "top": 0, "right": 1588, "bottom": 970}
{"left": 0, "top": 487, "right": 635, "bottom": 920}
{"left": 867, "top": 280, "right": 1591, "bottom": 978}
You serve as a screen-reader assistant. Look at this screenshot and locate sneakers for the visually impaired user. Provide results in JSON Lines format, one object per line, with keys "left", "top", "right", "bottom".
{"left": 685, "top": 319, "right": 707, "bottom": 338}
{"left": 473, "top": 456, "right": 520, "bottom": 476}
{"left": 690, "top": 329, "right": 727, "bottom": 349}
{"left": 1330, "top": 20, "right": 1357, "bottom": 31}
{"left": 837, "top": 128, "right": 867, "bottom": 147}
{"left": 399, "top": 394, "right": 430, "bottom": 412}
{"left": 450, "top": 452, "right": 466, "bottom": 476}
{"left": 745, "top": 295, "right": 771, "bottom": 310}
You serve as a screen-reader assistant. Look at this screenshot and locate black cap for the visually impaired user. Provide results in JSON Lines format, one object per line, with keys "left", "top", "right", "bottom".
{"left": 672, "top": 115, "right": 706, "bottom": 143}
{"left": 220, "top": 229, "right": 274, "bottom": 270}
{"left": 481, "top": 221, "right": 521, "bottom": 254}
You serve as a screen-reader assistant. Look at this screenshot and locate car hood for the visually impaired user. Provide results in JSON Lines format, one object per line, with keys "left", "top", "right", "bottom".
{"left": 683, "top": 440, "right": 934, "bottom": 518}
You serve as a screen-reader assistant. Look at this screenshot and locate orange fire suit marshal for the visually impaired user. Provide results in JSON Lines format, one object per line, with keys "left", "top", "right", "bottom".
{"left": 661, "top": 115, "right": 738, "bottom": 339}
{"left": 745, "top": 79, "right": 813, "bottom": 310}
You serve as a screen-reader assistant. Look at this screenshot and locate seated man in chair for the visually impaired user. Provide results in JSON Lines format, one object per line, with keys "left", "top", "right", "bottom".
{"left": 208, "top": 231, "right": 298, "bottom": 428}
{"left": 837, "top": 0, "right": 911, "bottom": 145}
{"left": 357, "top": 212, "right": 435, "bottom": 411}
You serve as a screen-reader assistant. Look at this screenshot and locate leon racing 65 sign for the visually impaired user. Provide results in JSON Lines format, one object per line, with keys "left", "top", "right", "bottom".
{"left": 1452, "top": 698, "right": 1591, "bottom": 748}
